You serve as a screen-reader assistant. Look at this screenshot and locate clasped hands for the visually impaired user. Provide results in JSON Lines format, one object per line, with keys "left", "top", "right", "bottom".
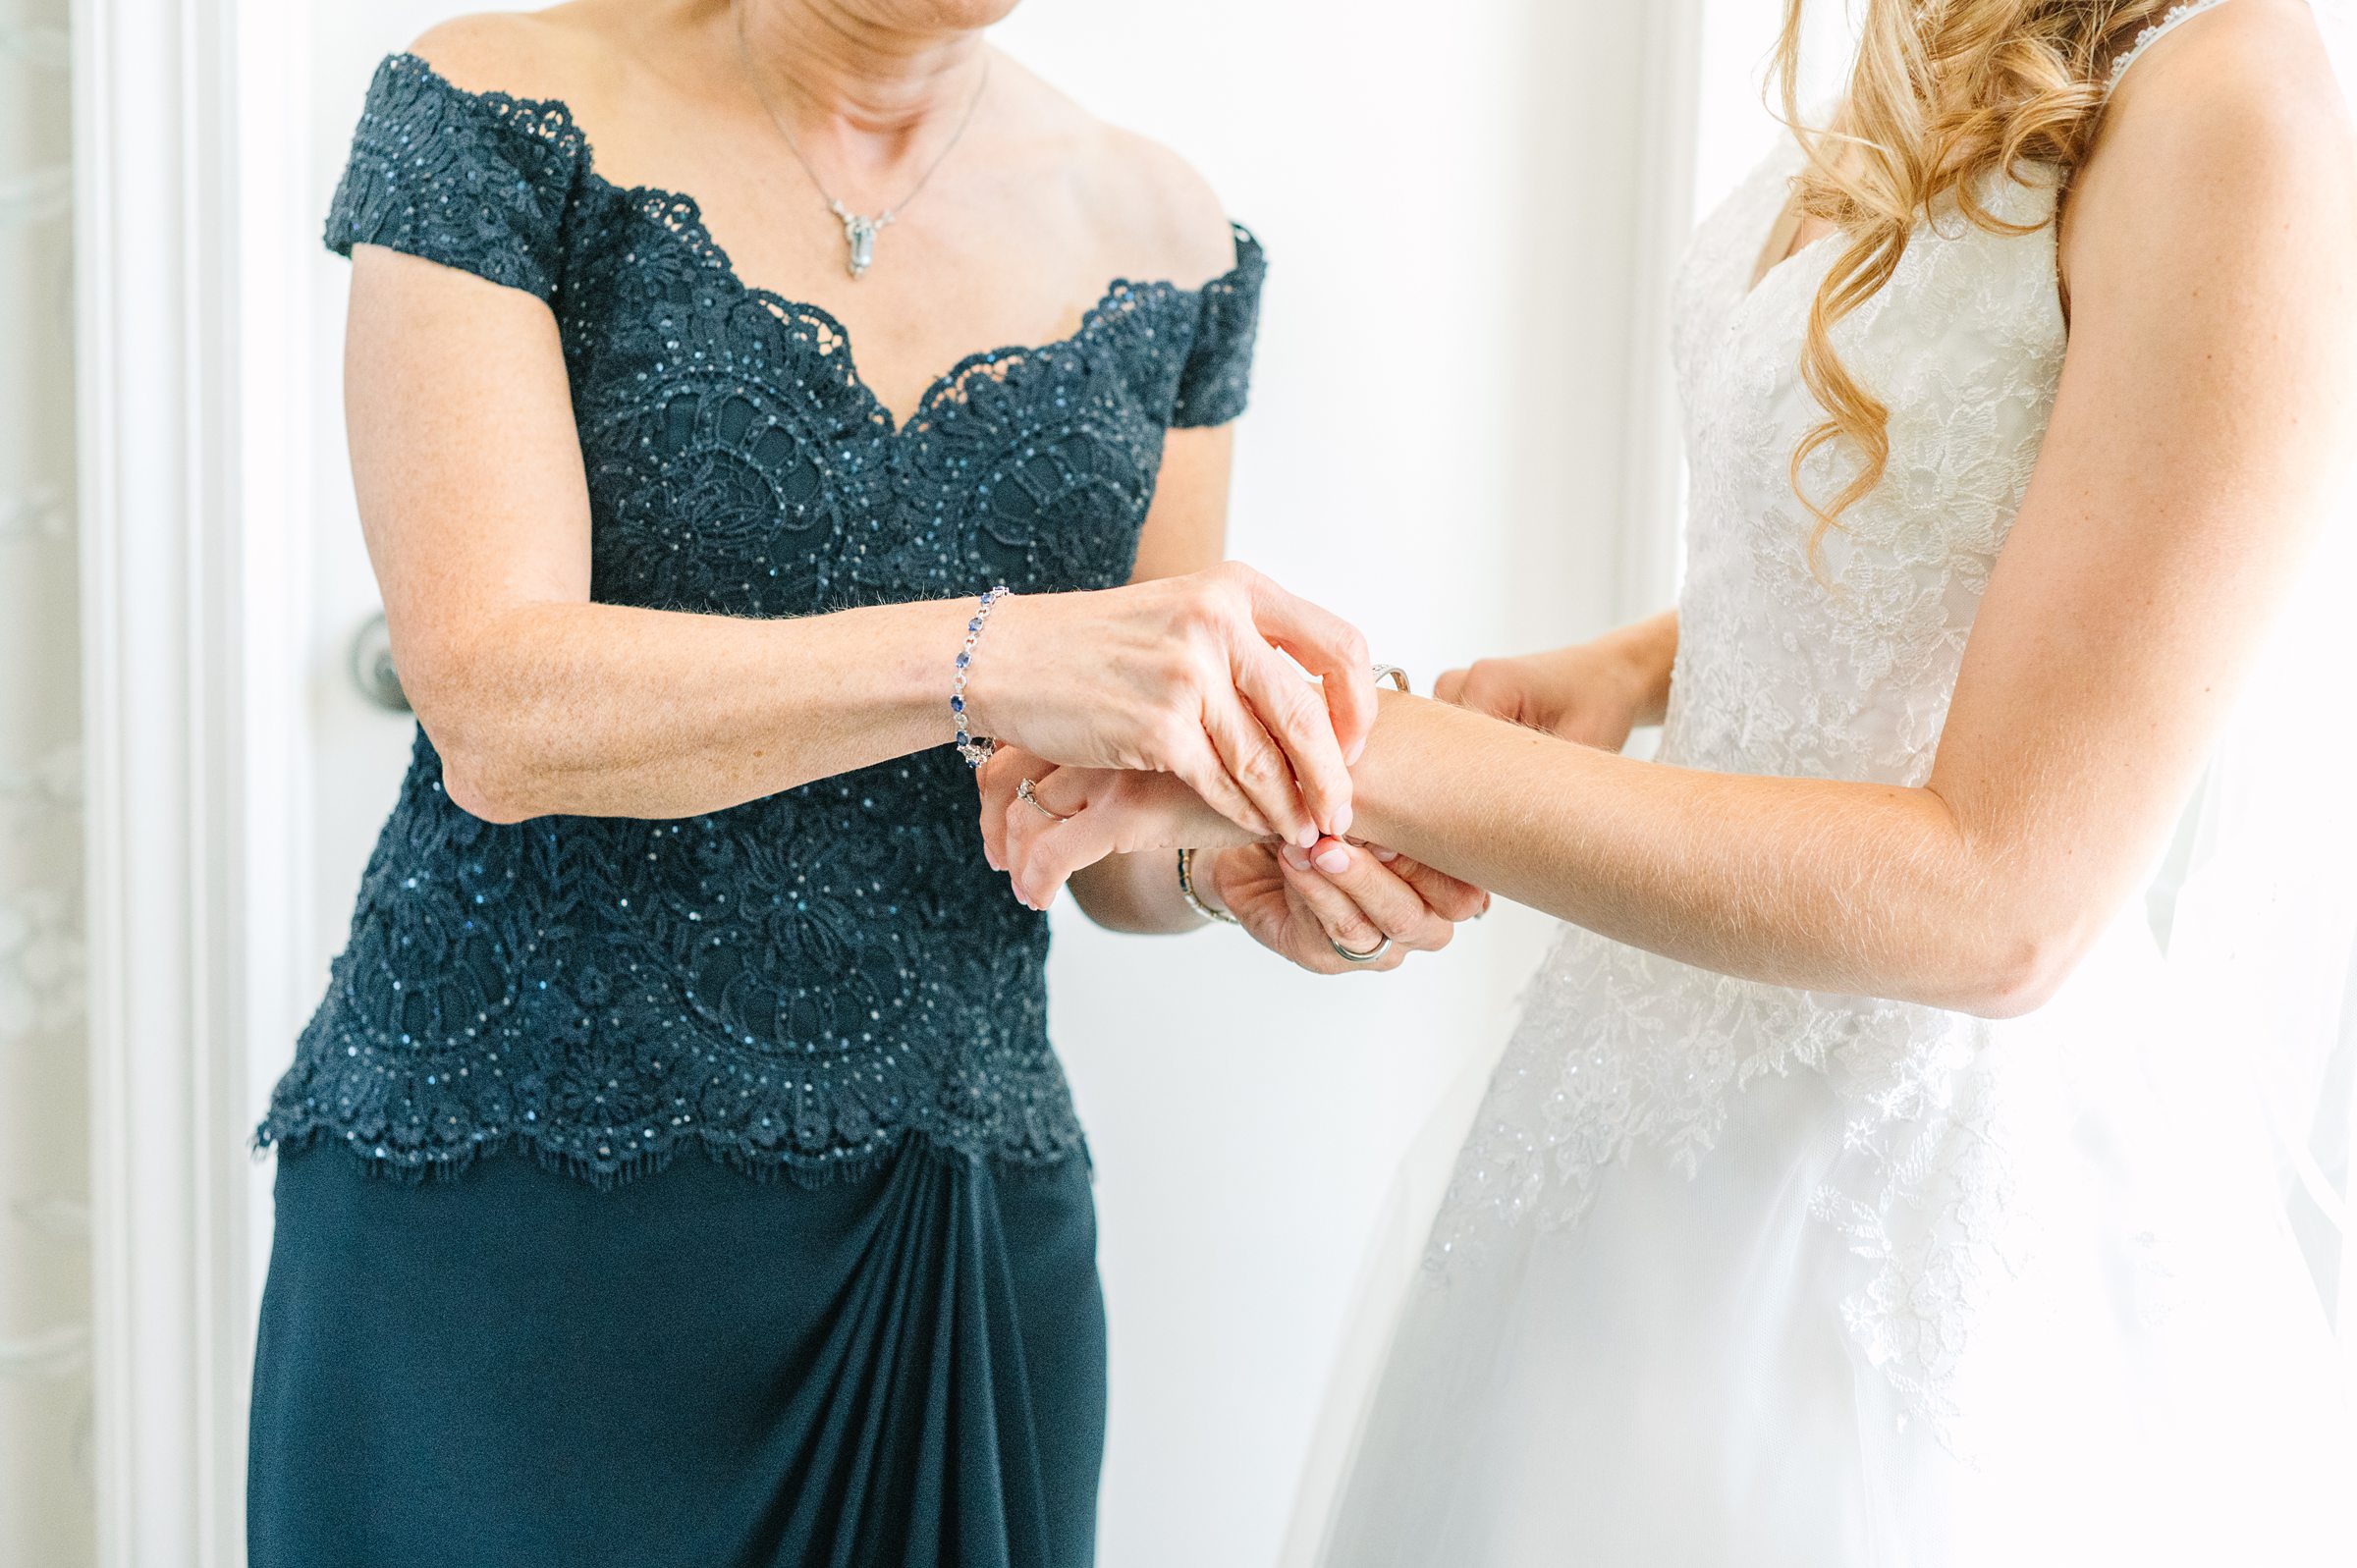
{"left": 962, "top": 564, "right": 1638, "bottom": 976}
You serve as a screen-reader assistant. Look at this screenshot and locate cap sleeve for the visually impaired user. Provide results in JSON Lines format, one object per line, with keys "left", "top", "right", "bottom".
{"left": 1170, "top": 226, "right": 1266, "bottom": 429}
{"left": 325, "top": 53, "right": 583, "bottom": 302}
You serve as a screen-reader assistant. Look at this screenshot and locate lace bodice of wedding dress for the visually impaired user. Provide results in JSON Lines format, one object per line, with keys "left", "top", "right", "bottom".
{"left": 1425, "top": 135, "right": 2070, "bottom": 1431}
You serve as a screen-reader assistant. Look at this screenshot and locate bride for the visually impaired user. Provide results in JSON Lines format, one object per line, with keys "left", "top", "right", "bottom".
{"left": 980, "top": 0, "right": 2357, "bottom": 1560}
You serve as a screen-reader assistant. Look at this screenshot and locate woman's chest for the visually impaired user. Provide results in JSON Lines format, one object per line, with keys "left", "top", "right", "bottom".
{"left": 550, "top": 195, "right": 1198, "bottom": 616}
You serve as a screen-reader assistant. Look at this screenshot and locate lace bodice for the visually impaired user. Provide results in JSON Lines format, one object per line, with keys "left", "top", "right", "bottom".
{"left": 1429, "top": 139, "right": 2078, "bottom": 1428}
{"left": 1663, "top": 141, "right": 2065, "bottom": 785}
{"left": 259, "top": 54, "right": 1265, "bottom": 1185}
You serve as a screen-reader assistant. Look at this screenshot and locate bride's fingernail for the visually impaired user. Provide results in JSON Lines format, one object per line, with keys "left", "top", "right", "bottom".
{"left": 1373, "top": 846, "right": 1399, "bottom": 863}
{"left": 1295, "top": 825, "right": 1320, "bottom": 850}
{"left": 1330, "top": 804, "right": 1354, "bottom": 839}
{"left": 1315, "top": 844, "right": 1351, "bottom": 875}
{"left": 1282, "top": 843, "right": 1312, "bottom": 872}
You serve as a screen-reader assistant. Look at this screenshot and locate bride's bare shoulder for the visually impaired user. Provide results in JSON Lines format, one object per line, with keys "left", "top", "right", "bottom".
{"left": 2067, "top": 0, "right": 2355, "bottom": 281}
{"left": 2094, "top": 0, "right": 2353, "bottom": 176}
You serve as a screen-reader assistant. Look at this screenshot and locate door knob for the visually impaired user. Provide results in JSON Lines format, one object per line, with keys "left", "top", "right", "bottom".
{"left": 350, "top": 612, "right": 411, "bottom": 713}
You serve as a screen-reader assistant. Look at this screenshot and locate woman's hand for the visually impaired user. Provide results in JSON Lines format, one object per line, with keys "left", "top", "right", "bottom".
{"left": 978, "top": 747, "right": 1248, "bottom": 906}
{"left": 965, "top": 562, "right": 1376, "bottom": 848}
{"left": 1210, "top": 840, "right": 1489, "bottom": 975}
{"left": 976, "top": 743, "right": 1488, "bottom": 967}
{"left": 1434, "top": 611, "right": 1677, "bottom": 752}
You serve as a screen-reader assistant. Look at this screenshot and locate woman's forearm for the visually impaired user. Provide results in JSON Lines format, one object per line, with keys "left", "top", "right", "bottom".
{"left": 407, "top": 596, "right": 984, "bottom": 823}
{"left": 1349, "top": 693, "right": 2057, "bottom": 1016}
{"left": 406, "top": 559, "right": 1377, "bottom": 835}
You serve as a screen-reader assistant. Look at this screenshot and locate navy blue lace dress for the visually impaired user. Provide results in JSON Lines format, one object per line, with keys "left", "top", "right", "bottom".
{"left": 247, "top": 54, "right": 1263, "bottom": 1568}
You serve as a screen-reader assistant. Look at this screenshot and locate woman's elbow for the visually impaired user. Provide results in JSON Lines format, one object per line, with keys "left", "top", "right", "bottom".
{"left": 425, "top": 714, "right": 547, "bottom": 824}
{"left": 436, "top": 746, "right": 543, "bottom": 825}
{"left": 404, "top": 652, "right": 549, "bottom": 825}
{"left": 1937, "top": 909, "right": 2099, "bottom": 1021}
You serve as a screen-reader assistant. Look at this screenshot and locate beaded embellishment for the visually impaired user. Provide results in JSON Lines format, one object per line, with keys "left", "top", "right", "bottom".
{"left": 952, "top": 585, "right": 1012, "bottom": 767}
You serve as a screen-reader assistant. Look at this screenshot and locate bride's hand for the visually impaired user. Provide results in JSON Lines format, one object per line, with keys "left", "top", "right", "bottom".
{"left": 1208, "top": 840, "right": 1489, "bottom": 975}
{"left": 964, "top": 563, "right": 1375, "bottom": 847}
{"left": 1435, "top": 637, "right": 1657, "bottom": 753}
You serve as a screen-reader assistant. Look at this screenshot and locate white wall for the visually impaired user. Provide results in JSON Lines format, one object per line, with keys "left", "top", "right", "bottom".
{"left": 987, "top": 6, "right": 1658, "bottom": 1562}
{"left": 285, "top": 3, "right": 1672, "bottom": 1566}
{"left": 1694, "top": 0, "right": 1857, "bottom": 220}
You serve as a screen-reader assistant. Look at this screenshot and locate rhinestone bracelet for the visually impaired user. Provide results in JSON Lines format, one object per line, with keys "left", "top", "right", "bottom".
{"left": 952, "top": 585, "right": 1013, "bottom": 767}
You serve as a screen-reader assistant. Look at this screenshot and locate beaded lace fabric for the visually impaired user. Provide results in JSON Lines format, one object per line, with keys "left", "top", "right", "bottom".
{"left": 259, "top": 53, "right": 1265, "bottom": 1186}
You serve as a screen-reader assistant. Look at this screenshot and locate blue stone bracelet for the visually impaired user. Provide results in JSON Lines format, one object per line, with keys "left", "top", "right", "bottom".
{"left": 953, "top": 585, "right": 1013, "bottom": 767}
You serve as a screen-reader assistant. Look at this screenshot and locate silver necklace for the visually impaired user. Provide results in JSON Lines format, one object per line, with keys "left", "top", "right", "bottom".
{"left": 732, "top": 0, "right": 992, "bottom": 279}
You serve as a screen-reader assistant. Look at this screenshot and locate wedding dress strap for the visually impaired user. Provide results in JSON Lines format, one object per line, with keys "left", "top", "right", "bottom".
{"left": 2106, "top": 0, "right": 2248, "bottom": 94}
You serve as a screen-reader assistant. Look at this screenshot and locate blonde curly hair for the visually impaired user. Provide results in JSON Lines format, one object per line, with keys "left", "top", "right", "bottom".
{"left": 1773, "top": 0, "right": 2177, "bottom": 549}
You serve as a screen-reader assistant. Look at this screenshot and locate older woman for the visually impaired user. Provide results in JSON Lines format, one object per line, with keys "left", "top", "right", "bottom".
{"left": 246, "top": 3, "right": 1477, "bottom": 1564}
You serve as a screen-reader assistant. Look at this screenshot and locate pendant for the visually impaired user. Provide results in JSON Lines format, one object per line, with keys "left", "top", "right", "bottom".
{"left": 833, "top": 203, "right": 882, "bottom": 279}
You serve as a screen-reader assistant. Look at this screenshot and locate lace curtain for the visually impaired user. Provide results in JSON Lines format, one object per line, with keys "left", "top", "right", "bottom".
{"left": 0, "top": 0, "right": 93, "bottom": 1560}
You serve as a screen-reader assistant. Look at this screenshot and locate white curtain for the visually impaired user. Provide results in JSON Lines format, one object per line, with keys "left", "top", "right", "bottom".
{"left": 2156, "top": 0, "right": 2357, "bottom": 1356}
{"left": 0, "top": 0, "right": 94, "bottom": 1561}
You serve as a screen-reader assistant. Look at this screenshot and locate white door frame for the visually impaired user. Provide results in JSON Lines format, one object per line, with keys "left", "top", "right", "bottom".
{"left": 73, "top": 0, "right": 314, "bottom": 1560}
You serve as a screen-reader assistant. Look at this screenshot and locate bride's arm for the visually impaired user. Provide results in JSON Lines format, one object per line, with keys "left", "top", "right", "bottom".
{"left": 999, "top": 23, "right": 2357, "bottom": 1015}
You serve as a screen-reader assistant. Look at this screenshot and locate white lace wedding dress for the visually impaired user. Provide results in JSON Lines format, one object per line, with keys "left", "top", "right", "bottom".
{"left": 1308, "top": 6, "right": 2357, "bottom": 1564}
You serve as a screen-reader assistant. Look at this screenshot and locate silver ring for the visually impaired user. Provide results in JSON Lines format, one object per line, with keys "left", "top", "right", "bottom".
{"left": 1330, "top": 934, "right": 1392, "bottom": 964}
{"left": 1016, "top": 778, "right": 1070, "bottom": 823}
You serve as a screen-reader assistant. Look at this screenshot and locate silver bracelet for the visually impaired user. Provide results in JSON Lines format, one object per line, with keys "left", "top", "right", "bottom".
{"left": 952, "top": 585, "right": 1013, "bottom": 768}
{"left": 1177, "top": 846, "right": 1239, "bottom": 926}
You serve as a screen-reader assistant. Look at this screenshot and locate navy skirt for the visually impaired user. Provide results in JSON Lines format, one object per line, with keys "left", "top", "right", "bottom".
{"left": 247, "top": 1140, "right": 1106, "bottom": 1567}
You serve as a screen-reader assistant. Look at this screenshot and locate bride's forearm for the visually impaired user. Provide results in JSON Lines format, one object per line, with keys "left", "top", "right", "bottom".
{"left": 1349, "top": 693, "right": 2053, "bottom": 1016}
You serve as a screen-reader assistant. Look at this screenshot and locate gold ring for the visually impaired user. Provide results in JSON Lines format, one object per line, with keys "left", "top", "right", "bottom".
{"left": 1330, "top": 934, "right": 1391, "bottom": 964}
{"left": 1016, "top": 778, "right": 1071, "bottom": 823}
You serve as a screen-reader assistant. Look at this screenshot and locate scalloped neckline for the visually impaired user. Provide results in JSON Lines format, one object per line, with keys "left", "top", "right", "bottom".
{"left": 388, "top": 51, "right": 1258, "bottom": 435}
